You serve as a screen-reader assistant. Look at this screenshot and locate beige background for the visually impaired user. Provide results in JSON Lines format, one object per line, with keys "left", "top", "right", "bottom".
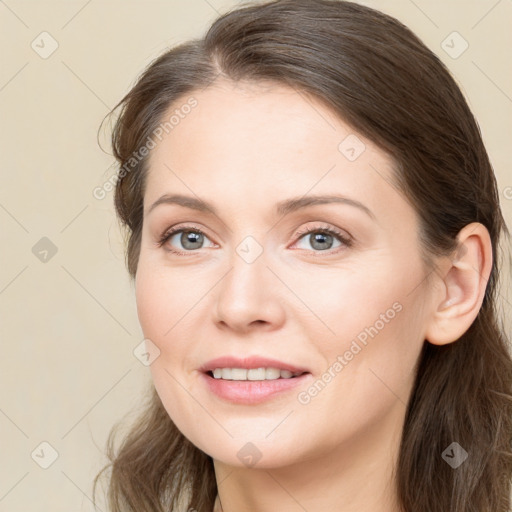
{"left": 1, "top": 1, "right": 511, "bottom": 510}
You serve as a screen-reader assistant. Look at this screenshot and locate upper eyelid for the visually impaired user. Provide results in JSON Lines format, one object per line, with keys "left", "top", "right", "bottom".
{"left": 162, "top": 222, "right": 346, "bottom": 237}
{"left": 295, "top": 223, "right": 350, "bottom": 238}
{"left": 160, "top": 222, "right": 351, "bottom": 248}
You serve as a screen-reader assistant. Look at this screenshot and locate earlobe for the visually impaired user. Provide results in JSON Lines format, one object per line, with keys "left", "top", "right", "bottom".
{"left": 424, "top": 222, "right": 493, "bottom": 346}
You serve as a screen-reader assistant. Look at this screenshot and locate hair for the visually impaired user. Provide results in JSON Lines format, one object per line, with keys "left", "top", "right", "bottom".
{"left": 93, "top": 1, "right": 512, "bottom": 511}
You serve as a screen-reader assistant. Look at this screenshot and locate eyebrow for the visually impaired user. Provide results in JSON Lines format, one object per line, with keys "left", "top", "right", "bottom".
{"left": 146, "top": 193, "right": 376, "bottom": 220}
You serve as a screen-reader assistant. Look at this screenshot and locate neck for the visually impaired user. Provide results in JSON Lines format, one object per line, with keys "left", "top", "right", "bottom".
{"left": 213, "top": 402, "right": 405, "bottom": 512}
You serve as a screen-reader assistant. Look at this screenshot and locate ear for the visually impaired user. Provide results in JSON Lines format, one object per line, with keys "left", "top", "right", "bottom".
{"left": 424, "top": 222, "right": 493, "bottom": 346}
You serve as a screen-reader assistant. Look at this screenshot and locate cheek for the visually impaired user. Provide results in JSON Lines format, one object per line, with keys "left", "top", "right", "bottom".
{"left": 134, "top": 261, "right": 212, "bottom": 384}
{"left": 311, "top": 296, "right": 425, "bottom": 426}
{"left": 135, "top": 260, "right": 200, "bottom": 342}
{"left": 135, "top": 269, "right": 166, "bottom": 339}
{"left": 291, "top": 256, "right": 426, "bottom": 408}
{"left": 294, "top": 308, "right": 424, "bottom": 458}
{"left": 282, "top": 256, "right": 413, "bottom": 349}
{"left": 135, "top": 265, "right": 206, "bottom": 443}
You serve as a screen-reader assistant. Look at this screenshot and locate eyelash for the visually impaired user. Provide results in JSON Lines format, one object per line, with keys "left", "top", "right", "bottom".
{"left": 157, "top": 223, "right": 353, "bottom": 256}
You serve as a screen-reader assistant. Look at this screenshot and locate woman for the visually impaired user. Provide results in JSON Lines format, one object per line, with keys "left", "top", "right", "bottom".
{"left": 94, "top": 0, "right": 512, "bottom": 510}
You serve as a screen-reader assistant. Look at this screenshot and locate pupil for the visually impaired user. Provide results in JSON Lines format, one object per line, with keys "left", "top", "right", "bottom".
{"left": 182, "top": 231, "right": 203, "bottom": 249}
{"left": 311, "top": 232, "right": 332, "bottom": 250}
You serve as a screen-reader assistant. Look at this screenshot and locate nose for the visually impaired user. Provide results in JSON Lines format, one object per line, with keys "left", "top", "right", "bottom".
{"left": 212, "top": 247, "right": 286, "bottom": 334}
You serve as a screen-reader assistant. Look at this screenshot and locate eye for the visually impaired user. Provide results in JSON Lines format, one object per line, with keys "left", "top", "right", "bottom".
{"left": 157, "top": 222, "right": 353, "bottom": 256}
{"left": 157, "top": 225, "right": 216, "bottom": 255}
{"left": 293, "top": 224, "right": 353, "bottom": 253}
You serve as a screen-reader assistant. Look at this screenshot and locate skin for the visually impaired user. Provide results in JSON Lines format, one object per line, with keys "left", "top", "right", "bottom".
{"left": 135, "top": 79, "right": 492, "bottom": 512}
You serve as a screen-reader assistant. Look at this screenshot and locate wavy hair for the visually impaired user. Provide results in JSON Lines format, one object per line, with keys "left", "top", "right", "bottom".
{"left": 94, "top": 1, "right": 512, "bottom": 510}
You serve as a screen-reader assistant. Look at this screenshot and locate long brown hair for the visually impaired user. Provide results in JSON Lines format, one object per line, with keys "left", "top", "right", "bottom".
{"left": 93, "top": 1, "right": 512, "bottom": 510}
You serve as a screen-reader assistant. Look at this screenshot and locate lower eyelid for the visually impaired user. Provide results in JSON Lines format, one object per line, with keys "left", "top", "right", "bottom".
{"left": 159, "top": 225, "right": 352, "bottom": 253}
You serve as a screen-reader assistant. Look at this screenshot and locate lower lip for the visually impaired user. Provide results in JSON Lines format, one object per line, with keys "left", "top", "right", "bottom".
{"left": 201, "top": 371, "right": 312, "bottom": 404}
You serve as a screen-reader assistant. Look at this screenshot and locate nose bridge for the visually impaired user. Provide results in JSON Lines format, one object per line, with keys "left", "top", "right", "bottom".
{"left": 222, "top": 239, "right": 269, "bottom": 305}
{"left": 213, "top": 236, "right": 283, "bottom": 330}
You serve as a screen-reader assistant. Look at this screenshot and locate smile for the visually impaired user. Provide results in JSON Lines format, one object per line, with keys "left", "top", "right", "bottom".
{"left": 210, "top": 367, "right": 305, "bottom": 380}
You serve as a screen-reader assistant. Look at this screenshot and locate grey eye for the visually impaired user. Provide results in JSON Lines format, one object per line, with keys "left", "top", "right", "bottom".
{"left": 169, "top": 230, "right": 213, "bottom": 251}
{"left": 296, "top": 231, "right": 342, "bottom": 251}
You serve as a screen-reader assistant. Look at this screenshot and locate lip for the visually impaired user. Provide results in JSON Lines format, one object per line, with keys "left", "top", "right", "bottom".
{"left": 200, "top": 371, "right": 312, "bottom": 404}
{"left": 199, "top": 356, "right": 310, "bottom": 374}
{"left": 198, "top": 356, "right": 312, "bottom": 405}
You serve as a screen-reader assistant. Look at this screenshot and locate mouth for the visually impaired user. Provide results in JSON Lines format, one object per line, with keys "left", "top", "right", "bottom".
{"left": 199, "top": 356, "right": 312, "bottom": 404}
{"left": 206, "top": 367, "right": 307, "bottom": 381}
{"left": 200, "top": 355, "right": 310, "bottom": 376}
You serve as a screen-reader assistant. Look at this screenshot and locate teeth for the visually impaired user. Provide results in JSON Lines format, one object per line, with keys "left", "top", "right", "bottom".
{"left": 265, "top": 368, "right": 281, "bottom": 380}
{"left": 211, "top": 367, "right": 303, "bottom": 381}
{"left": 231, "top": 368, "right": 247, "bottom": 380}
{"left": 248, "top": 368, "right": 265, "bottom": 380}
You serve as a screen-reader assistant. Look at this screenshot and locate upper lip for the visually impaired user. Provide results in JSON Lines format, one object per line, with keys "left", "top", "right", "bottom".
{"left": 199, "top": 356, "right": 310, "bottom": 374}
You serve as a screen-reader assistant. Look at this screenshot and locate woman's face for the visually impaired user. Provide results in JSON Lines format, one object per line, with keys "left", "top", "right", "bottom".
{"left": 135, "top": 79, "right": 434, "bottom": 468}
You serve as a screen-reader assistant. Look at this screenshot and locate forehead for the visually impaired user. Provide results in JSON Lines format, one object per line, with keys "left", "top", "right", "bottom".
{"left": 144, "top": 79, "right": 405, "bottom": 225}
